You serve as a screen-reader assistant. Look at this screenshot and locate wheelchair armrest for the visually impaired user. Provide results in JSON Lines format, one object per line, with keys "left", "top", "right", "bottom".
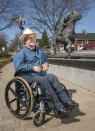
{"left": 14, "top": 70, "right": 29, "bottom": 77}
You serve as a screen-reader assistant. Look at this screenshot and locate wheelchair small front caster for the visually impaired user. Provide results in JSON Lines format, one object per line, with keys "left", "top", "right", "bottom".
{"left": 33, "top": 111, "right": 45, "bottom": 127}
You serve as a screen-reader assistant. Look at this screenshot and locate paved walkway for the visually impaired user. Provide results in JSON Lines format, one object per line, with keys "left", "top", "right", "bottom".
{"left": 0, "top": 62, "right": 95, "bottom": 131}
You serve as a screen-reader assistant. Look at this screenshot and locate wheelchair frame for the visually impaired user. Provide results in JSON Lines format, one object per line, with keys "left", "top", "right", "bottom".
{"left": 5, "top": 74, "right": 71, "bottom": 127}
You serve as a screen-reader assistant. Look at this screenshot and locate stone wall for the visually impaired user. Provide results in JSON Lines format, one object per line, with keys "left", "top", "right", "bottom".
{"left": 48, "top": 58, "right": 95, "bottom": 92}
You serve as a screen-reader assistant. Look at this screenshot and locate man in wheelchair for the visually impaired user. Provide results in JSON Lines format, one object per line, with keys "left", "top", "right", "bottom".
{"left": 13, "top": 28, "right": 78, "bottom": 116}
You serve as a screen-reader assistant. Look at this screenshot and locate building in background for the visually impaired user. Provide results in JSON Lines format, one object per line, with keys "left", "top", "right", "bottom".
{"left": 75, "top": 33, "right": 95, "bottom": 50}
{"left": 38, "top": 33, "right": 95, "bottom": 53}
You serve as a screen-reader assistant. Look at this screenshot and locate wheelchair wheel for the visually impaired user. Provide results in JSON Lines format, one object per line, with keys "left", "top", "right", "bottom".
{"left": 5, "top": 77, "right": 33, "bottom": 119}
{"left": 33, "top": 111, "right": 45, "bottom": 127}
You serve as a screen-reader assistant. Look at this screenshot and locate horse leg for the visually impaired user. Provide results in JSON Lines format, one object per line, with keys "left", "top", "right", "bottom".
{"left": 71, "top": 41, "right": 76, "bottom": 52}
{"left": 64, "top": 43, "right": 68, "bottom": 52}
{"left": 65, "top": 39, "right": 72, "bottom": 58}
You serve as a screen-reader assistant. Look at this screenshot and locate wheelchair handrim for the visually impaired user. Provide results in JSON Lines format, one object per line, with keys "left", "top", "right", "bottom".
{"left": 5, "top": 77, "right": 33, "bottom": 119}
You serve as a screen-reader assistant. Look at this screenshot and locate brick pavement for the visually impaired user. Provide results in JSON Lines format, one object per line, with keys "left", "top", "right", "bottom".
{"left": 0, "top": 62, "right": 95, "bottom": 131}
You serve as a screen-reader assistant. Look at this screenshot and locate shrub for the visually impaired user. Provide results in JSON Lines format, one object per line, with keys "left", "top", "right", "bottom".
{"left": 45, "top": 53, "right": 61, "bottom": 57}
{"left": 0, "top": 51, "right": 12, "bottom": 58}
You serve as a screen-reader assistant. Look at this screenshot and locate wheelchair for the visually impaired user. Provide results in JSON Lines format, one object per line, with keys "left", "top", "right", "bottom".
{"left": 5, "top": 70, "right": 71, "bottom": 127}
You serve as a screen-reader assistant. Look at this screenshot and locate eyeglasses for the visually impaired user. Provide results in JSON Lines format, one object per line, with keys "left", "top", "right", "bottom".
{"left": 28, "top": 36, "right": 36, "bottom": 40}
{"left": 26, "top": 37, "right": 36, "bottom": 41}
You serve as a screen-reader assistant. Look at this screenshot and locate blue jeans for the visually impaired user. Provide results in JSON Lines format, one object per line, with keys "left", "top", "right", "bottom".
{"left": 20, "top": 73, "right": 70, "bottom": 111}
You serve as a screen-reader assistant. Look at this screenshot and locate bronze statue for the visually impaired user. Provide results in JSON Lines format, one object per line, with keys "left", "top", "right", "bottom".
{"left": 55, "top": 10, "right": 82, "bottom": 56}
{"left": 59, "top": 12, "right": 71, "bottom": 35}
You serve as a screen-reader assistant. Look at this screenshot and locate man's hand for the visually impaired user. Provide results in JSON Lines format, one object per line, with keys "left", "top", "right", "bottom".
{"left": 41, "top": 63, "right": 48, "bottom": 72}
{"left": 33, "top": 66, "right": 41, "bottom": 73}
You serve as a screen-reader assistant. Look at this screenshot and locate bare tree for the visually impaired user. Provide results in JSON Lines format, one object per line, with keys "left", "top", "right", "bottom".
{"left": 0, "top": 0, "right": 25, "bottom": 31}
{"left": 10, "top": 33, "right": 22, "bottom": 51}
{"left": 29, "top": 0, "right": 93, "bottom": 38}
{"left": 26, "top": 0, "right": 94, "bottom": 54}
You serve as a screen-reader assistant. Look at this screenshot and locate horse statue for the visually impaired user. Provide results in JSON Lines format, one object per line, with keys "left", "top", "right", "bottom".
{"left": 55, "top": 10, "right": 82, "bottom": 56}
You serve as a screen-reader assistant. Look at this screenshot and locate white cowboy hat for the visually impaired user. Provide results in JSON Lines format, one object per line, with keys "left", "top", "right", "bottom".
{"left": 20, "top": 28, "right": 38, "bottom": 43}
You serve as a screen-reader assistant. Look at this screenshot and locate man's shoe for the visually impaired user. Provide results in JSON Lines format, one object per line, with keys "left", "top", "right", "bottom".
{"left": 57, "top": 108, "right": 69, "bottom": 115}
{"left": 65, "top": 100, "right": 79, "bottom": 109}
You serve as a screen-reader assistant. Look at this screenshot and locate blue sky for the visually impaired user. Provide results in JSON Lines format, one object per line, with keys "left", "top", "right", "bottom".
{"left": 2, "top": 3, "right": 95, "bottom": 41}
{"left": 75, "top": 6, "right": 95, "bottom": 33}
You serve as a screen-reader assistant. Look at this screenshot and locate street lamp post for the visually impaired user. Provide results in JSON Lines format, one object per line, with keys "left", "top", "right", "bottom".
{"left": 16, "top": 16, "right": 25, "bottom": 35}
{"left": 10, "top": 38, "right": 13, "bottom": 51}
{"left": 16, "top": 17, "right": 25, "bottom": 49}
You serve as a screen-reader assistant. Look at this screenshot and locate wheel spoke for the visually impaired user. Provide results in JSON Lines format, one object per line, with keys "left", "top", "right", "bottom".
{"left": 9, "top": 87, "right": 17, "bottom": 97}
{"left": 17, "top": 92, "right": 25, "bottom": 97}
{"left": 9, "top": 98, "right": 17, "bottom": 104}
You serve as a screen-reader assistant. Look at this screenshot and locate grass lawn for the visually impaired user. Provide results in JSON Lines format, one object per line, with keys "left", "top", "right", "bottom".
{"left": 0, "top": 58, "right": 11, "bottom": 62}
{"left": 0, "top": 58, "right": 12, "bottom": 69}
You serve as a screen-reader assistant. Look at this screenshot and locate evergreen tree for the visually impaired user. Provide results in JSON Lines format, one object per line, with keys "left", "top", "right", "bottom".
{"left": 39, "top": 30, "right": 50, "bottom": 50}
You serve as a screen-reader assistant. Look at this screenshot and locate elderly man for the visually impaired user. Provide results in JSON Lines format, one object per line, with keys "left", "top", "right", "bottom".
{"left": 13, "top": 28, "right": 78, "bottom": 115}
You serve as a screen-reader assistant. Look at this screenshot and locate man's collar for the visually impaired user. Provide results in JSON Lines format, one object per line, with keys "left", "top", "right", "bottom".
{"left": 25, "top": 45, "right": 37, "bottom": 50}
{"left": 25, "top": 45, "right": 39, "bottom": 56}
